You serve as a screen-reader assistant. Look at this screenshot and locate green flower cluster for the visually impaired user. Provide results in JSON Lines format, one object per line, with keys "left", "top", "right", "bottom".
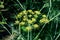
{"left": 14, "top": 10, "right": 49, "bottom": 32}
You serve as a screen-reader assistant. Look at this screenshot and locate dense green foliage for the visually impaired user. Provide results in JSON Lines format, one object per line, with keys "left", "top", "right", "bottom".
{"left": 0, "top": 0, "right": 60, "bottom": 40}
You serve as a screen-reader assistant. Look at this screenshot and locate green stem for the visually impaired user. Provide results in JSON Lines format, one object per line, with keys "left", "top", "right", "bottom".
{"left": 1, "top": 24, "right": 11, "bottom": 35}
{"left": 28, "top": 31, "right": 30, "bottom": 40}
{"left": 55, "top": 34, "right": 60, "bottom": 40}
{"left": 17, "top": 0, "right": 26, "bottom": 10}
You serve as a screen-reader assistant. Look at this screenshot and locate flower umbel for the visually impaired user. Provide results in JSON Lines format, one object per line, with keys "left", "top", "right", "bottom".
{"left": 16, "top": 10, "right": 49, "bottom": 32}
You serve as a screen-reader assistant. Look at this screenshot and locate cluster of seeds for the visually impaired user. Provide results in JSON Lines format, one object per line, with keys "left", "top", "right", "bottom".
{"left": 15, "top": 10, "right": 49, "bottom": 32}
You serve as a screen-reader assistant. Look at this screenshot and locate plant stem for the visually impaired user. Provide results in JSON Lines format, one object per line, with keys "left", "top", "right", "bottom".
{"left": 55, "top": 33, "right": 60, "bottom": 40}
{"left": 1, "top": 24, "right": 11, "bottom": 35}
{"left": 27, "top": 31, "right": 30, "bottom": 40}
{"left": 17, "top": 0, "right": 26, "bottom": 10}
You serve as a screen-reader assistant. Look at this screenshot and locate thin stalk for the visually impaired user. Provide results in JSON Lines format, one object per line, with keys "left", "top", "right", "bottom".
{"left": 11, "top": 27, "right": 15, "bottom": 40}
{"left": 40, "top": 4, "right": 45, "bottom": 12}
{"left": 49, "top": 13, "right": 60, "bottom": 22}
{"left": 47, "top": 31, "right": 53, "bottom": 40}
{"left": 27, "top": 31, "right": 30, "bottom": 40}
{"left": 53, "top": 17, "right": 58, "bottom": 38}
{"left": 49, "top": 34, "right": 53, "bottom": 40}
{"left": 17, "top": 0, "right": 26, "bottom": 10}
{"left": 30, "top": 31, "right": 32, "bottom": 40}
{"left": 1, "top": 24, "right": 11, "bottom": 35}
{"left": 47, "top": 0, "right": 52, "bottom": 18}
{"left": 29, "top": 24, "right": 32, "bottom": 40}
{"left": 55, "top": 33, "right": 60, "bottom": 40}
{"left": 19, "top": 23, "right": 21, "bottom": 34}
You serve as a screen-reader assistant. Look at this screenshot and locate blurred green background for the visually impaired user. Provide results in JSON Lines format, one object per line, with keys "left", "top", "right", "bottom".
{"left": 0, "top": 0, "right": 60, "bottom": 40}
